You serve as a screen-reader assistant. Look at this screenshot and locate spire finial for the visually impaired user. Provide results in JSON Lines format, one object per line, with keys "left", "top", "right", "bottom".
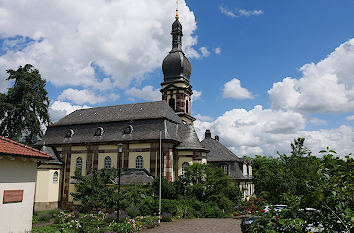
{"left": 175, "top": 0, "right": 179, "bottom": 19}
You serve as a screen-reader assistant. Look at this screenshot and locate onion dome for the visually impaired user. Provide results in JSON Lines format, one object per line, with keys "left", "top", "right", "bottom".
{"left": 162, "top": 13, "right": 191, "bottom": 83}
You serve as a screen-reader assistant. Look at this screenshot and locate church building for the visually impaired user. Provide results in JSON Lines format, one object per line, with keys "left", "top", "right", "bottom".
{"left": 37, "top": 12, "right": 253, "bottom": 209}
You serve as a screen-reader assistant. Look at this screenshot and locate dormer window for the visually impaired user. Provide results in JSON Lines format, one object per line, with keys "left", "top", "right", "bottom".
{"left": 221, "top": 164, "right": 229, "bottom": 175}
{"left": 65, "top": 129, "right": 74, "bottom": 138}
{"left": 123, "top": 125, "right": 134, "bottom": 134}
{"left": 94, "top": 127, "right": 104, "bottom": 136}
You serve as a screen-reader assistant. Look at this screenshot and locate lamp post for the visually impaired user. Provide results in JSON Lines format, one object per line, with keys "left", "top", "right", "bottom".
{"left": 117, "top": 143, "right": 123, "bottom": 221}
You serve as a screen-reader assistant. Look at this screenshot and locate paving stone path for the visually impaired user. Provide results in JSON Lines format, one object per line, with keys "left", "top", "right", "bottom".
{"left": 141, "top": 218, "right": 243, "bottom": 233}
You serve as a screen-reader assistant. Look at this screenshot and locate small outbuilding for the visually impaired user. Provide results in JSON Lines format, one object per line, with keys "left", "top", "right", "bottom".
{"left": 0, "top": 136, "right": 50, "bottom": 233}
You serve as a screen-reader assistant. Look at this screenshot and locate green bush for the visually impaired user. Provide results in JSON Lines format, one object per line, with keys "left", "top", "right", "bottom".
{"left": 53, "top": 215, "right": 61, "bottom": 224}
{"left": 46, "top": 209, "right": 61, "bottom": 218}
{"left": 161, "top": 212, "right": 173, "bottom": 222}
{"left": 137, "top": 195, "right": 157, "bottom": 216}
{"left": 37, "top": 213, "right": 51, "bottom": 222}
{"left": 126, "top": 207, "right": 140, "bottom": 218}
{"left": 71, "top": 164, "right": 242, "bottom": 219}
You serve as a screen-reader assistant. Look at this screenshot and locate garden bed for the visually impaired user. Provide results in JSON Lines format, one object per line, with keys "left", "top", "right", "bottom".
{"left": 31, "top": 210, "right": 158, "bottom": 233}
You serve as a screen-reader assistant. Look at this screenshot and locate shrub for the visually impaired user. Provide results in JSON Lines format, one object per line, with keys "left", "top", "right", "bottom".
{"left": 71, "top": 210, "right": 80, "bottom": 218}
{"left": 137, "top": 196, "right": 157, "bottom": 216}
{"left": 53, "top": 215, "right": 61, "bottom": 224}
{"left": 104, "top": 212, "right": 117, "bottom": 223}
{"left": 37, "top": 213, "right": 51, "bottom": 222}
{"left": 119, "top": 210, "right": 129, "bottom": 221}
{"left": 126, "top": 207, "right": 140, "bottom": 218}
{"left": 47, "top": 209, "right": 61, "bottom": 218}
{"left": 161, "top": 212, "right": 173, "bottom": 222}
{"left": 175, "top": 199, "right": 195, "bottom": 218}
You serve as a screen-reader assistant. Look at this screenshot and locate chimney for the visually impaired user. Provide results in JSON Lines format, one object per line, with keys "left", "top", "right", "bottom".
{"left": 205, "top": 129, "right": 211, "bottom": 139}
{"left": 215, "top": 135, "right": 219, "bottom": 141}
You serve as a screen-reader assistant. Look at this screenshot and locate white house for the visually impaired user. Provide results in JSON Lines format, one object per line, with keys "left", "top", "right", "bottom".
{"left": 0, "top": 136, "right": 50, "bottom": 233}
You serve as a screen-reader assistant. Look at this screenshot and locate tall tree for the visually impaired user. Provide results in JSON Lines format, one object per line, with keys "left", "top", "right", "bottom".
{"left": 0, "top": 64, "right": 50, "bottom": 145}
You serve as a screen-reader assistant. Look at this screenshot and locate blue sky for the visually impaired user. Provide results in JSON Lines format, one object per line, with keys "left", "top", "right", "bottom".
{"left": 0, "top": 0, "right": 353, "bottom": 156}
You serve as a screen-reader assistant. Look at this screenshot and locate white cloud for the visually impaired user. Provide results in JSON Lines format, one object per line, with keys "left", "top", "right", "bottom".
{"left": 238, "top": 9, "right": 263, "bottom": 17}
{"left": 194, "top": 105, "right": 354, "bottom": 157}
{"left": 346, "top": 115, "right": 354, "bottom": 121}
{"left": 184, "top": 47, "right": 200, "bottom": 59}
{"left": 0, "top": 0, "right": 198, "bottom": 90}
{"left": 49, "top": 100, "right": 90, "bottom": 123}
{"left": 192, "top": 90, "right": 202, "bottom": 102}
{"left": 215, "top": 47, "right": 221, "bottom": 55}
{"left": 220, "top": 6, "right": 263, "bottom": 18}
{"left": 125, "top": 85, "right": 161, "bottom": 101}
{"left": 58, "top": 88, "right": 119, "bottom": 105}
{"left": 308, "top": 117, "right": 327, "bottom": 126}
{"left": 268, "top": 38, "right": 354, "bottom": 114}
{"left": 223, "top": 78, "right": 253, "bottom": 99}
{"left": 195, "top": 114, "right": 213, "bottom": 122}
{"left": 199, "top": 47, "right": 210, "bottom": 58}
{"left": 220, "top": 6, "right": 237, "bottom": 18}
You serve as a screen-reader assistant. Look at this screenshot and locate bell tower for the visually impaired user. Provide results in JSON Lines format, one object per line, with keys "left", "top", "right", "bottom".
{"left": 161, "top": 9, "right": 195, "bottom": 124}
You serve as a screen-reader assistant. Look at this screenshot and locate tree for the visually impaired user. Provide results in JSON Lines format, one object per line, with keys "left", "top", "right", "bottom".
{"left": 181, "top": 164, "right": 242, "bottom": 208}
{"left": 0, "top": 64, "right": 50, "bottom": 145}
{"left": 252, "top": 138, "right": 321, "bottom": 206}
{"left": 315, "top": 150, "right": 353, "bottom": 232}
{"left": 71, "top": 169, "right": 118, "bottom": 212}
{"left": 290, "top": 137, "right": 311, "bottom": 156}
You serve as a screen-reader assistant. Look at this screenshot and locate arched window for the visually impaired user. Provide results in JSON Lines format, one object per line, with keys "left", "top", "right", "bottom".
{"left": 169, "top": 98, "right": 175, "bottom": 110}
{"left": 53, "top": 171, "right": 58, "bottom": 183}
{"left": 65, "top": 129, "right": 74, "bottom": 138}
{"left": 123, "top": 125, "right": 134, "bottom": 134}
{"left": 136, "top": 156, "right": 144, "bottom": 169}
{"left": 182, "top": 162, "right": 189, "bottom": 178}
{"left": 186, "top": 100, "right": 189, "bottom": 114}
{"left": 94, "top": 127, "right": 104, "bottom": 136}
{"left": 104, "top": 156, "right": 111, "bottom": 169}
{"left": 76, "top": 157, "right": 82, "bottom": 171}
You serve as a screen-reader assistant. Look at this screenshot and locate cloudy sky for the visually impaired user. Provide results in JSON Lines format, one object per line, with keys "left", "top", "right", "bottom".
{"left": 0, "top": 0, "right": 353, "bottom": 157}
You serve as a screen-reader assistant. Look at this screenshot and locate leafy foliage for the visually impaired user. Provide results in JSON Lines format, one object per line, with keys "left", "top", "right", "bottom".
{"left": 71, "top": 164, "right": 242, "bottom": 218}
{"left": 0, "top": 64, "right": 49, "bottom": 145}
{"left": 71, "top": 169, "right": 118, "bottom": 212}
{"left": 253, "top": 138, "right": 321, "bottom": 206}
{"left": 251, "top": 139, "right": 353, "bottom": 232}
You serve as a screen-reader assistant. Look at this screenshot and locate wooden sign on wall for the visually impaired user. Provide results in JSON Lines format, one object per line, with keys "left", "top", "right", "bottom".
{"left": 3, "top": 190, "right": 24, "bottom": 203}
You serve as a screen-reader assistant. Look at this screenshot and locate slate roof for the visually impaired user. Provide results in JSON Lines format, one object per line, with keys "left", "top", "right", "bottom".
{"left": 53, "top": 101, "right": 182, "bottom": 126}
{"left": 39, "top": 100, "right": 208, "bottom": 153}
{"left": 40, "top": 146, "right": 64, "bottom": 165}
{"left": 39, "top": 118, "right": 181, "bottom": 145}
{"left": 176, "top": 124, "right": 209, "bottom": 151}
{"left": 118, "top": 168, "right": 154, "bottom": 185}
{"left": 201, "top": 137, "right": 242, "bottom": 162}
{"left": 0, "top": 136, "right": 51, "bottom": 159}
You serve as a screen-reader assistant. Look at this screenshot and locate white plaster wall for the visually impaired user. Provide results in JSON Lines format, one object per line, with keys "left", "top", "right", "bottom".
{"left": 0, "top": 157, "right": 37, "bottom": 233}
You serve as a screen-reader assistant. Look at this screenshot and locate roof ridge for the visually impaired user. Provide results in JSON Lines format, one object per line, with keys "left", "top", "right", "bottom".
{"left": 71, "top": 100, "right": 165, "bottom": 112}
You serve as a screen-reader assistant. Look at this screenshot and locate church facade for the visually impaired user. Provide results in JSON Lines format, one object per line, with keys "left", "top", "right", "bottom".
{"left": 37, "top": 13, "right": 253, "bottom": 209}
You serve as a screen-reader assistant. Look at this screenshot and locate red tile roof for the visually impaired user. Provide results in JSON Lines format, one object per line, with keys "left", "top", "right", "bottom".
{"left": 0, "top": 136, "right": 51, "bottom": 159}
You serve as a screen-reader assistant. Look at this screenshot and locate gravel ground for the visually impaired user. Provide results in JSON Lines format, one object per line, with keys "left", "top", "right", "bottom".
{"left": 141, "top": 218, "right": 243, "bottom": 233}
